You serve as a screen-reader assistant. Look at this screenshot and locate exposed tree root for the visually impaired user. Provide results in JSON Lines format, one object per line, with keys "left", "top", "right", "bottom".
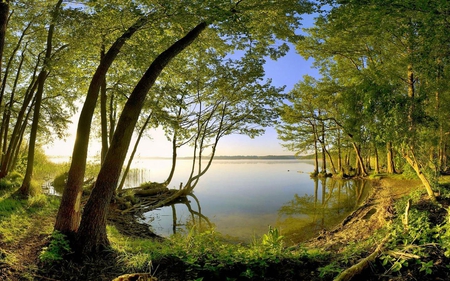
{"left": 333, "top": 234, "right": 391, "bottom": 281}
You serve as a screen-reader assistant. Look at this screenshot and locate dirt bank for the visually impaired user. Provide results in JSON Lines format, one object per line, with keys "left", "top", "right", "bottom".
{"left": 307, "top": 177, "right": 421, "bottom": 251}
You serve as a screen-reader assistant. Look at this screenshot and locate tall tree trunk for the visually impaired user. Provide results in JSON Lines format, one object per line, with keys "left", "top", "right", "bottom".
{"left": 0, "top": 0, "right": 9, "bottom": 99}
{"left": 352, "top": 142, "right": 368, "bottom": 177}
{"left": 117, "top": 113, "right": 153, "bottom": 191}
{"left": 386, "top": 141, "right": 396, "bottom": 174}
{"left": 55, "top": 16, "right": 149, "bottom": 235}
{"left": 0, "top": 21, "right": 31, "bottom": 159}
{"left": 100, "top": 45, "right": 108, "bottom": 164}
{"left": 337, "top": 128, "right": 342, "bottom": 173}
{"left": 309, "top": 121, "right": 318, "bottom": 175}
{"left": 374, "top": 145, "right": 380, "bottom": 174}
{"left": 164, "top": 130, "right": 178, "bottom": 186}
{"left": 75, "top": 22, "right": 207, "bottom": 256}
{"left": 2, "top": 48, "right": 25, "bottom": 161}
{"left": 1, "top": 76, "right": 38, "bottom": 176}
{"left": 321, "top": 121, "right": 326, "bottom": 173}
{"left": 18, "top": 0, "right": 62, "bottom": 198}
{"left": 17, "top": 71, "right": 46, "bottom": 197}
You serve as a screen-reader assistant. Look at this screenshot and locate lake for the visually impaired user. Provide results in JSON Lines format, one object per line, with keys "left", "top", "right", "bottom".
{"left": 123, "top": 158, "right": 372, "bottom": 245}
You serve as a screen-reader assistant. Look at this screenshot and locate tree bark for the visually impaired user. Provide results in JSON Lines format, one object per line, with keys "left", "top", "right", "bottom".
{"left": 374, "top": 145, "right": 380, "bottom": 174}
{"left": 117, "top": 112, "right": 153, "bottom": 191}
{"left": 100, "top": 45, "right": 108, "bottom": 164}
{"left": 352, "top": 142, "right": 368, "bottom": 177}
{"left": 75, "top": 22, "right": 208, "bottom": 256}
{"left": 403, "top": 149, "right": 436, "bottom": 200}
{"left": 386, "top": 141, "right": 396, "bottom": 174}
{"left": 55, "top": 15, "right": 149, "bottom": 235}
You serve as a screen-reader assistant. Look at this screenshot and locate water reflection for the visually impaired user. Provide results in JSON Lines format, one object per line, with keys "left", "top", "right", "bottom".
{"left": 144, "top": 193, "right": 212, "bottom": 235}
{"left": 144, "top": 176, "right": 370, "bottom": 245}
{"left": 276, "top": 177, "right": 370, "bottom": 244}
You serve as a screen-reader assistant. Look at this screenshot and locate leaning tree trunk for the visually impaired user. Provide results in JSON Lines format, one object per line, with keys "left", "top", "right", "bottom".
{"left": 117, "top": 112, "right": 153, "bottom": 191}
{"left": 352, "top": 142, "right": 368, "bottom": 177}
{"left": 75, "top": 22, "right": 208, "bottom": 256}
{"left": 100, "top": 45, "right": 109, "bottom": 164}
{"left": 386, "top": 141, "right": 396, "bottom": 174}
{"left": 403, "top": 148, "right": 435, "bottom": 200}
{"left": 17, "top": 71, "right": 46, "bottom": 198}
{"left": 54, "top": 16, "right": 149, "bottom": 236}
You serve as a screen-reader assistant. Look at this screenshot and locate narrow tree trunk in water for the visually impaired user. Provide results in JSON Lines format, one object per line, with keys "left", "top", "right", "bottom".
{"left": 117, "top": 113, "right": 152, "bottom": 191}
{"left": 75, "top": 22, "right": 207, "bottom": 256}
{"left": 164, "top": 130, "right": 178, "bottom": 185}
{"left": 337, "top": 128, "right": 342, "bottom": 173}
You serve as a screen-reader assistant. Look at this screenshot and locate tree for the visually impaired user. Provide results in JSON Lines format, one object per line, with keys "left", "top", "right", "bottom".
{"left": 55, "top": 11, "right": 151, "bottom": 235}
{"left": 17, "top": 0, "right": 64, "bottom": 198}
{"left": 75, "top": 20, "right": 208, "bottom": 255}
{"left": 293, "top": 0, "right": 450, "bottom": 197}
{"left": 67, "top": 0, "right": 314, "bottom": 256}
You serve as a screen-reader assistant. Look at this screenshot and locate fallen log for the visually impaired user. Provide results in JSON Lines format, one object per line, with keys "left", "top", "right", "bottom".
{"left": 334, "top": 234, "right": 391, "bottom": 281}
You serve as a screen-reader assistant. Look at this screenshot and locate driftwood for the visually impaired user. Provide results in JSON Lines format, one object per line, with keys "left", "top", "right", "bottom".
{"left": 334, "top": 234, "right": 391, "bottom": 281}
{"left": 112, "top": 273, "right": 157, "bottom": 281}
{"left": 402, "top": 198, "right": 412, "bottom": 229}
{"left": 134, "top": 187, "right": 168, "bottom": 197}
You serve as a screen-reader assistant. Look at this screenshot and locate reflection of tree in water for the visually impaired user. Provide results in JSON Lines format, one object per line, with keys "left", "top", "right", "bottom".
{"left": 277, "top": 177, "right": 370, "bottom": 244}
{"left": 164, "top": 193, "right": 212, "bottom": 235}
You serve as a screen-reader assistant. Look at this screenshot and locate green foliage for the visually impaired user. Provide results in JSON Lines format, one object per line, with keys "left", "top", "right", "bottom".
{"left": 378, "top": 190, "right": 445, "bottom": 277}
{"left": 435, "top": 208, "right": 450, "bottom": 258}
{"left": 109, "top": 225, "right": 323, "bottom": 280}
{"left": 0, "top": 197, "right": 23, "bottom": 216}
{"left": 39, "top": 231, "right": 71, "bottom": 264}
{"left": 0, "top": 172, "right": 24, "bottom": 192}
{"left": 401, "top": 163, "right": 418, "bottom": 180}
{"left": 318, "top": 261, "right": 342, "bottom": 278}
{"left": 261, "top": 226, "right": 284, "bottom": 252}
{"left": 27, "top": 194, "right": 49, "bottom": 209}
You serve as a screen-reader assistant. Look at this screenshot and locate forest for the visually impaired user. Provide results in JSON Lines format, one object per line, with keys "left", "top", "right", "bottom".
{"left": 1, "top": 0, "right": 450, "bottom": 280}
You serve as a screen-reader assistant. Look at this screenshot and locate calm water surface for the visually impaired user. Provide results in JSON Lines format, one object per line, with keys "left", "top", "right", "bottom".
{"left": 124, "top": 159, "right": 371, "bottom": 244}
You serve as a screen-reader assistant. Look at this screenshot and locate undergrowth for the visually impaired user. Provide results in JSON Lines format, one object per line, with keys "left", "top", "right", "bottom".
{"left": 109, "top": 225, "right": 330, "bottom": 280}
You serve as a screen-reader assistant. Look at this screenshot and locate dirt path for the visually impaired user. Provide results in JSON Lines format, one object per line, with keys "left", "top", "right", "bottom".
{"left": 0, "top": 212, "right": 55, "bottom": 280}
{"left": 306, "top": 177, "right": 421, "bottom": 251}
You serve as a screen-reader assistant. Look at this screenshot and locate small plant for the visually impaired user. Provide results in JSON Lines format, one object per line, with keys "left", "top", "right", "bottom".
{"left": 39, "top": 231, "right": 71, "bottom": 264}
{"left": 318, "top": 261, "right": 342, "bottom": 278}
{"left": 261, "top": 226, "right": 284, "bottom": 250}
{"left": 419, "top": 260, "right": 433, "bottom": 275}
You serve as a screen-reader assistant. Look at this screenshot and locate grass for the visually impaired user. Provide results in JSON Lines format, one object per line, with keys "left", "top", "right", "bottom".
{"left": 108, "top": 223, "right": 331, "bottom": 280}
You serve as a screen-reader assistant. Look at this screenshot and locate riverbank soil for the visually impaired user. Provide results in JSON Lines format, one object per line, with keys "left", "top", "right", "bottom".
{"left": 1, "top": 175, "right": 450, "bottom": 280}
{"left": 307, "top": 177, "right": 420, "bottom": 250}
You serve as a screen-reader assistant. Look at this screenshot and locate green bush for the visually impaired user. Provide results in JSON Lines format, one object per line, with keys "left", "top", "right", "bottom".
{"left": 39, "top": 231, "right": 71, "bottom": 264}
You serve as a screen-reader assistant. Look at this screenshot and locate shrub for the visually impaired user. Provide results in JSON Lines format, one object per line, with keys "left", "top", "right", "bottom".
{"left": 39, "top": 231, "right": 71, "bottom": 264}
